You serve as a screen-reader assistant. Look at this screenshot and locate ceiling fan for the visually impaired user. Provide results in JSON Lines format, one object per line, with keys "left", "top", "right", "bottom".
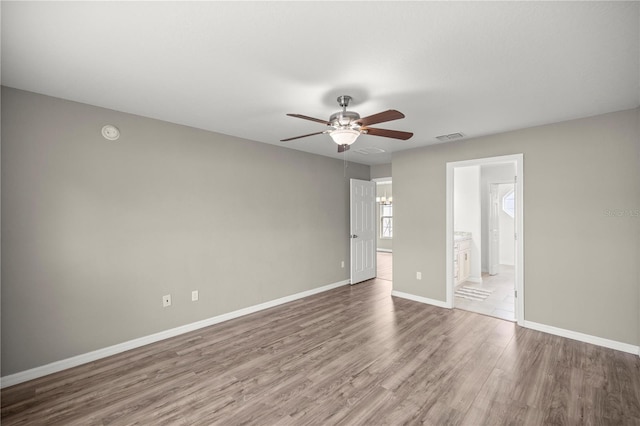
{"left": 281, "top": 95, "right": 413, "bottom": 153}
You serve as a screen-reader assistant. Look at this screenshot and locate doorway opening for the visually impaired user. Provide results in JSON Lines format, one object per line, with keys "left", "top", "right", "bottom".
{"left": 445, "top": 154, "right": 524, "bottom": 325}
{"left": 374, "top": 178, "right": 393, "bottom": 281}
{"left": 377, "top": 252, "right": 392, "bottom": 281}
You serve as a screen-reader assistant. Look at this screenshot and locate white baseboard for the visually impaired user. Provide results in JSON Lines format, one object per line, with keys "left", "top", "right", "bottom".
{"left": 377, "top": 248, "right": 393, "bottom": 253}
{"left": 391, "top": 290, "right": 450, "bottom": 309}
{"left": 523, "top": 321, "right": 639, "bottom": 356}
{"left": 0, "top": 279, "right": 350, "bottom": 389}
{"left": 390, "top": 290, "right": 639, "bottom": 356}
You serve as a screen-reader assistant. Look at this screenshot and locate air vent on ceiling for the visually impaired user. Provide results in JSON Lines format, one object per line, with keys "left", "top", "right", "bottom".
{"left": 436, "top": 132, "right": 464, "bottom": 142}
{"left": 352, "top": 147, "right": 386, "bottom": 155}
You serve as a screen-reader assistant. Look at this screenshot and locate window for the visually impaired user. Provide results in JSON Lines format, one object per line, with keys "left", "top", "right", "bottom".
{"left": 380, "top": 204, "right": 393, "bottom": 239}
{"left": 502, "top": 190, "right": 515, "bottom": 218}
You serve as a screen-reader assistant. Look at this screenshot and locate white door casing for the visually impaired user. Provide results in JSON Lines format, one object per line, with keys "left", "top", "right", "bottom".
{"left": 350, "top": 179, "right": 376, "bottom": 284}
{"left": 446, "top": 154, "right": 524, "bottom": 326}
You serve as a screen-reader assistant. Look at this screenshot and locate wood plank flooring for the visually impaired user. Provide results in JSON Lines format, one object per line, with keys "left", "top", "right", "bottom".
{"left": 2, "top": 278, "right": 640, "bottom": 425}
{"left": 376, "top": 252, "right": 392, "bottom": 282}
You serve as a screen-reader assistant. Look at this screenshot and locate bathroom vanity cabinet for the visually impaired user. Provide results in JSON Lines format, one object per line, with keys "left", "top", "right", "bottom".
{"left": 454, "top": 237, "right": 471, "bottom": 284}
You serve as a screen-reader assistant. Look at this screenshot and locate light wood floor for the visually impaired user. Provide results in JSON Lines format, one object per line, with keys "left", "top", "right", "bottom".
{"left": 3, "top": 278, "right": 640, "bottom": 425}
{"left": 377, "top": 251, "right": 392, "bottom": 281}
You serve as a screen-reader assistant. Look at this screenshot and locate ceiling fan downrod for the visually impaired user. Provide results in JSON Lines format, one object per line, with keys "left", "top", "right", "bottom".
{"left": 337, "top": 95, "right": 352, "bottom": 110}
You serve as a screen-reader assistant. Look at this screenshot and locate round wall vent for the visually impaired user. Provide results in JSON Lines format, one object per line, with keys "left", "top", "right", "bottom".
{"left": 101, "top": 125, "right": 120, "bottom": 141}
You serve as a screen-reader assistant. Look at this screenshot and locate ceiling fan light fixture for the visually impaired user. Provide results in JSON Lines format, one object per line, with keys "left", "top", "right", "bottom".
{"left": 282, "top": 95, "right": 412, "bottom": 146}
{"left": 330, "top": 128, "right": 360, "bottom": 145}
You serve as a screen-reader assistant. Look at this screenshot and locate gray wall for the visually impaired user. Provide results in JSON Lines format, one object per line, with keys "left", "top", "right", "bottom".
{"left": 393, "top": 108, "right": 640, "bottom": 346}
{"left": 1, "top": 87, "right": 370, "bottom": 376}
{"left": 370, "top": 163, "right": 391, "bottom": 180}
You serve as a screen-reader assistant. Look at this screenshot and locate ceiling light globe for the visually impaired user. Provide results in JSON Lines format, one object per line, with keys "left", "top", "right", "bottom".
{"left": 330, "top": 128, "right": 360, "bottom": 145}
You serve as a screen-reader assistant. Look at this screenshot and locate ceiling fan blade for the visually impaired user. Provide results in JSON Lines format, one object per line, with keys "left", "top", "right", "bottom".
{"left": 363, "top": 127, "right": 414, "bottom": 140}
{"left": 286, "top": 113, "right": 331, "bottom": 125}
{"left": 280, "top": 131, "right": 327, "bottom": 142}
{"left": 356, "top": 110, "right": 405, "bottom": 127}
{"left": 338, "top": 144, "right": 350, "bottom": 153}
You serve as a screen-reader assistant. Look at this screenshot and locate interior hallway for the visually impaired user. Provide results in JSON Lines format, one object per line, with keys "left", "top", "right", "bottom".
{"left": 377, "top": 251, "right": 392, "bottom": 281}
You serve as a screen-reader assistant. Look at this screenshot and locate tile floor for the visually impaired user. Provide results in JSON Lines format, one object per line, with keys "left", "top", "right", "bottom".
{"left": 454, "top": 265, "right": 515, "bottom": 321}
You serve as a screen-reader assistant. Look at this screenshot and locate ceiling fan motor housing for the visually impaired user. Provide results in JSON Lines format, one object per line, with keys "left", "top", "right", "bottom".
{"left": 329, "top": 110, "right": 361, "bottom": 127}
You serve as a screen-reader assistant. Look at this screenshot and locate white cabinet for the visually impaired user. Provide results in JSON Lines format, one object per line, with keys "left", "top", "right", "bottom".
{"left": 454, "top": 238, "right": 471, "bottom": 284}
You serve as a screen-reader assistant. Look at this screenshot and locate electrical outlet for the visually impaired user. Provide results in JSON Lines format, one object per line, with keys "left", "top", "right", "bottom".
{"left": 191, "top": 290, "right": 199, "bottom": 302}
{"left": 341, "top": 261, "right": 345, "bottom": 268}
{"left": 162, "top": 294, "right": 171, "bottom": 307}
{"left": 416, "top": 272, "right": 422, "bottom": 280}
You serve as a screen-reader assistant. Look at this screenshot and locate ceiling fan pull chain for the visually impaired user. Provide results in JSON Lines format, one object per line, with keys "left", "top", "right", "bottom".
{"left": 343, "top": 149, "right": 350, "bottom": 178}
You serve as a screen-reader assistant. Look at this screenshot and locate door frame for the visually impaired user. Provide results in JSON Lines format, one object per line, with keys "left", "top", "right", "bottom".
{"left": 445, "top": 154, "right": 524, "bottom": 325}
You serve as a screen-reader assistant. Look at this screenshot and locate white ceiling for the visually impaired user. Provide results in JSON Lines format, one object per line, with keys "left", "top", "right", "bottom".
{"left": 2, "top": 1, "right": 639, "bottom": 165}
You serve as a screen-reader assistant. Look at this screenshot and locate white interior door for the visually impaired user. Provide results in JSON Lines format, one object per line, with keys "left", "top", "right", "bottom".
{"left": 489, "top": 183, "right": 500, "bottom": 275}
{"left": 350, "top": 179, "right": 376, "bottom": 284}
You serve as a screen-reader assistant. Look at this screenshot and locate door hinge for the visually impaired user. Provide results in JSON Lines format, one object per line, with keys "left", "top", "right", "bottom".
{"left": 514, "top": 233, "right": 517, "bottom": 240}
{"left": 514, "top": 290, "right": 518, "bottom": 298}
